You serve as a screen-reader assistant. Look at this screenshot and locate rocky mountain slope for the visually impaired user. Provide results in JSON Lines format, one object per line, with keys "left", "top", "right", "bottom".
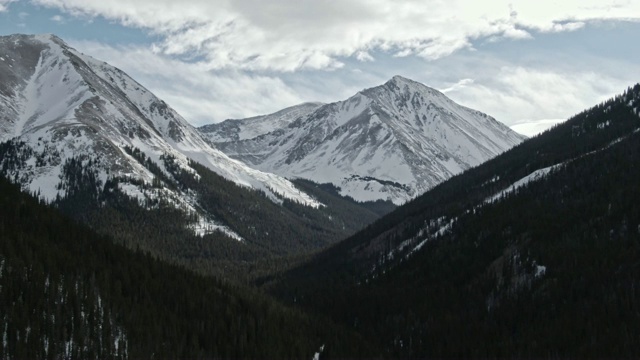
{"left": 0, "top": 33, "right": 320, "bottom": 239}
{"left": 200, "top": 76, "right": 526, "bottom": 204}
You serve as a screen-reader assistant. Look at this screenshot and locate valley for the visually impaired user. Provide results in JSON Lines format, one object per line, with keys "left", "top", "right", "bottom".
{"left": 1, "top": 32, "right": 639, "bottom": 359}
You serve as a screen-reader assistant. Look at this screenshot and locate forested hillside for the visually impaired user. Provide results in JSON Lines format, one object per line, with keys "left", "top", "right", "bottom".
{"left": 0, "top": 176, "right": 377, "bottom": 358}
{"left": 270, "top": 85, "right": 640, "bottom": 358}
{"left": 0, "top": 33, "right": 395, "bottom": 282}
{"left": 0, "top": 139, "right": 394, "bottom": 280}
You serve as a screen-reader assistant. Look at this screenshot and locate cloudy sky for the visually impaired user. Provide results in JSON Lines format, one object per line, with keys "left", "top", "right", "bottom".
{"left": 1, "top": 0, "right": 639, "bottom": 136}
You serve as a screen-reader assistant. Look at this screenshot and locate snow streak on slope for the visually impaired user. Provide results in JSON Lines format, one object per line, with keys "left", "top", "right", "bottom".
{"left": 202, "top": 76, "right": 526, "bottom": 204}
{"left": 486, "top": 164, "right": 564, "bottom": 203}
{"left": 0, "top": 34, "right": 320, "bottom": 239}
{"left": 396, "top": 126, "right": 640, "bottom": 263}
{"left": 485, "top": 118, "right": 640, "bottom": 206}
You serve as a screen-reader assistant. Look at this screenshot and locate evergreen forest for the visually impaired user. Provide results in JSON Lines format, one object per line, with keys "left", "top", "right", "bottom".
{"left": 0, "top": 176, "right": 375, "bottom": 358}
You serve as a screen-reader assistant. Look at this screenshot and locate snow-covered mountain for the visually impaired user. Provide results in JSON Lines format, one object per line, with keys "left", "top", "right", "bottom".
{"left": 199, "top": 76, "right": 526, "bottom": 204}
{"left": 0, "top": 34, "right": 320, "bottom": 237}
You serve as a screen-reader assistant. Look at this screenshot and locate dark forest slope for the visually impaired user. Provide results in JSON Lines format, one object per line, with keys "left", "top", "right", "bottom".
{"left": 0, "top": 140, "right": 393, "bottom": 280}
{"left": 270, "top": 84, "right": 640, "bottom": 358}
{"left": 0, "top": 176, "right": 376, "bottom": 358}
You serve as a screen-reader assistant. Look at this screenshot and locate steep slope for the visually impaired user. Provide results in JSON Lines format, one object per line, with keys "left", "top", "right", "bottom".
{"left": 270, "top": 85, "right": 640, "bottom": 357}
{"left": 0, "top": 176, "right": 378, "bottom": 358}
{"left": 0, "top": 33, "right": 318, "bottom": 216}
{"left": 201, "top": 76, "right": 525, "bottom": 204}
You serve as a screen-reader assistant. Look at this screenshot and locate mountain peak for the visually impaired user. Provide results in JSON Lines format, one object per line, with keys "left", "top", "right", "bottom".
{"left": 0, "top": 33, "right": 322, "bottom": 209}
{"left": 386, "top": 75, "right": 431, "bottom": 89}
{"left": 4, "top": 33, "right": 64, "bottom": 45}
{"left": 203, "top": 75, "right": 526, "bottom": 204}
{"left": 373, "top": 75, "right": 440, "bottom": 98}
{"left": 390, "top": 74, "right": 414, "bottom": 84}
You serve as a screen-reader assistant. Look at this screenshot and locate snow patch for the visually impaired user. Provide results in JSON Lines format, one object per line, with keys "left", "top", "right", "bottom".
{"left": 190, "top": 217, "right": 243, "bottom": 241}
{"left": 410, "top": 217, "right": 456, "bottom": 255}
{"left": 535, "top": 264, "right": 547, "bottom": 278}
{"left": 116, "top": 181, "right": 243, "bottom": 241}
{"left": 379, "top": 216, "right": 456, "bottom": 272}
{"left": 597, "top": 120, "right": 611, "bottom": 129}
{"left": 312, "top": 344, "right": 325, "bottom": 360}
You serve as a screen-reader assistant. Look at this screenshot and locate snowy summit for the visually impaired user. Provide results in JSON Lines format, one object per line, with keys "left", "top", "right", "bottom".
{"left": 200, "top": 75, "right": 526, "bottom": 204}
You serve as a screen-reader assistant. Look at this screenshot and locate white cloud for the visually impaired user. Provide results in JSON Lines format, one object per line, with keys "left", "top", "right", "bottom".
{"left": 32, "top": 0, "right": 640, "bottom": 71}
{"left": 441, "top": 78, "right": 475, "bottom": 93}
{"left": 510, "top": 119, "right": 566, "bottom": 137}
{"left": 50, "top": 14, "right": 65, "bottom": 23}
{"left": 355, "top": 51, "right": 374, "bottom": 62}
{"left": 441, "top": 66, "right": 628, "bottom": 126}
{"left": 546, "top": 21, "right": 586, "bottom": 32}
{"left": 0, "top": 0, "right": 16, "bottom": 12}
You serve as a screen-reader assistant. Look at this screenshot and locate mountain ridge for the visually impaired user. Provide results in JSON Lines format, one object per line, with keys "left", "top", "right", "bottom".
{"left": 200, "top": 74, "right": 526, "bottom": 204}
{"left": 0, "top": 33, "right": 320, "bottom": 207}
{"left": 199, "top": 102, "right": 325, "bottom": 143}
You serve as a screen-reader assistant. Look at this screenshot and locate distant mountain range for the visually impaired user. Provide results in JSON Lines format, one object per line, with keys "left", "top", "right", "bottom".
{"left": 200, "top": 75, "right": 525, "bottom": 204}
{"left": 0, "top": 33, "right": 524, "bottom": 253}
